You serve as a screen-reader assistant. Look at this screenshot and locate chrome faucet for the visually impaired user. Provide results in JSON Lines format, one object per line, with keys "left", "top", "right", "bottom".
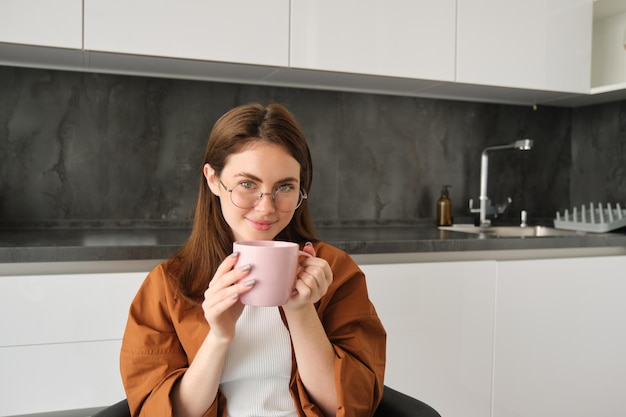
{"left": 469, "top": 139, "right": 533, "bottom": 226}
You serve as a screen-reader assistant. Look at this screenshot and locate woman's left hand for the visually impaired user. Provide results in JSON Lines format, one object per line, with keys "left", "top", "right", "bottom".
{"left": 285, "top": 242, "right": 333, "bottom": 310}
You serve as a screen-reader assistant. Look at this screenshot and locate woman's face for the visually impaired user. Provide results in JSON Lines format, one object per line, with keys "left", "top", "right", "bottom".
{"left": 204, "top": 142, "right": 302, "bottom": 242}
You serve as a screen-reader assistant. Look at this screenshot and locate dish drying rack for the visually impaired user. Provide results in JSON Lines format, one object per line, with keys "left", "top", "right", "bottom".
{"left": 554, "top": 202, "right": 626, "bottom": 233}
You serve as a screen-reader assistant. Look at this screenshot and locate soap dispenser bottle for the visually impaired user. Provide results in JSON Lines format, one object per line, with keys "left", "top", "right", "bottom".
{"left": 436, "top": 185, "right": 453, "bottom": 226}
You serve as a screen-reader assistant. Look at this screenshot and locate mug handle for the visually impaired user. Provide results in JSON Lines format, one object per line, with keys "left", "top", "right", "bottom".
{"left": 292, "top": 250, "right": 313, "bottom": 296}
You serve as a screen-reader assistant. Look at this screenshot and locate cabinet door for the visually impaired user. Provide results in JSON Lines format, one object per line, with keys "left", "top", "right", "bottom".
{"left": 84, "top": 0, "right": 289, "bottom": 66}
{"left": 457, "top": 0, "right": 593, "bottom": 93}
{"left": 362, "top": 261, "right": 497, "bottom": 417}
{"left": 290, "top": 0, "right": 456, "bottom": 81}
{"left": 0, "top": 0, "right": 82, "bottom": 49}
{"left": 0, "top": 272, "right": 145, "bottom": 346}
{"left": 0, "top": 272, "right": 145, "bottom": 415}
{"left": 494, "top": 256, "right": 626, "bottom": 417}
{"left": 1, "top": 341, "right": 124, "bottom": 415}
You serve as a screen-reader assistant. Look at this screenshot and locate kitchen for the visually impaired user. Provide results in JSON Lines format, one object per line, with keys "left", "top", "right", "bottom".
{"left": 1, "top": 1, "right": 626, "bottom": 416}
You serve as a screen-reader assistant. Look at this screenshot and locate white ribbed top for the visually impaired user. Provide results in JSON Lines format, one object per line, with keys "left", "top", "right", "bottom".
{"left": 219, "top": 306, "right": 297, "bottom": 417}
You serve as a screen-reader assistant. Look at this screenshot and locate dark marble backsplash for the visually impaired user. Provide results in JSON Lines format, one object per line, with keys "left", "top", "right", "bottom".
{"left": 571, "top": 100, "right": 626, "bottom": 206}
{"left": 0, "top": 65, "right": 623, "bottom": 227}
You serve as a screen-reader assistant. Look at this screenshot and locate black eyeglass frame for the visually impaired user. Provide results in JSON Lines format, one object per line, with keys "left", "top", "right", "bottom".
{"left": 218, "top": 178, "right": 308, "bottom": 212}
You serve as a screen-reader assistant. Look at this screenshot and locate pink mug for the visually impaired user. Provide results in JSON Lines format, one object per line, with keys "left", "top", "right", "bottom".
{"left": 233, "top": 240, "right": 312, "bottom": 306}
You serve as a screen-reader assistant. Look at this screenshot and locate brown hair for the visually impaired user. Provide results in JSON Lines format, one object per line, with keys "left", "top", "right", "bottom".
{"left": 167, "top": 103, "right": 317, "bottom": 301}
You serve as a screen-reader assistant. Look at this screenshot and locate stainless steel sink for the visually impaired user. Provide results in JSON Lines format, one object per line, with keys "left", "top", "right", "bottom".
{"left": 439, "top": 225, "right": 586, "bottom": 238}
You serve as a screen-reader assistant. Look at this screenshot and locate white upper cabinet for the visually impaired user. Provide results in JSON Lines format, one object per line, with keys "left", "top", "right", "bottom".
{"left": 456, "top": 0, "right": 593, "bottom": 93}
{"left": 592, "top": 1, "right": 626, "bottom": 89}
{"left": 290, "top": 0, "right": 456, "bottom": 82}
{"left": 83, "top": 0, "right": 289, "bottom": 67}
{"left": 0, "top": 0, "right": 611, "bottom": 105}
{"left": 0, "top": 0, "right": 82, "bottom": 49}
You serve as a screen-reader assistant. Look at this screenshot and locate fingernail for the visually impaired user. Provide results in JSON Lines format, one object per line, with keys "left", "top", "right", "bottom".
{"left": 245, "top": 279, "right": 255, "bottom": 287}
{"left": 305, "top": 241, "right": 313, "bottom": 247}
{"left": 230, "top": 251, "right": 239, "bottom": 258}
{"left": 231, "top": 293, "right": 239, "bottom": 300}
{"left": 240, "top": 264, "right": 252, "bottom": 271}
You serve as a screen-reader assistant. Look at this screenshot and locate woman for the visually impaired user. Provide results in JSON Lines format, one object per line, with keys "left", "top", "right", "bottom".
{"left": 120, "top": 103, "right": 386, "bottom": 417}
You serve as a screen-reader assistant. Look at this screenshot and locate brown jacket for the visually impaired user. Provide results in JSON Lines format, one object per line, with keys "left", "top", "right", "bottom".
{"left": 120, "top": 242, "right": 386, "bottom": 417}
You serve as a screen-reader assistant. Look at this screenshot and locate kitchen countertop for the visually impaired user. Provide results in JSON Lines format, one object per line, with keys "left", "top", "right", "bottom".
{"left": 2, "top": 222, "right": 626, "bottom": 265}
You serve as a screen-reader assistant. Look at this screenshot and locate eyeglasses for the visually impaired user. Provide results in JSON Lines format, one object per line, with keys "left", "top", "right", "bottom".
{"left": 218, "top": 178, "right": 307, "bottom": 212}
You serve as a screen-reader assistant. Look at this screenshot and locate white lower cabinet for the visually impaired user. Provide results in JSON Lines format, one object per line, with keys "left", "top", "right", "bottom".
{"left": 493, "top": 256, "right": 626, "bottom": 417}
{"left": 1, "top": 341, "right": 123, "bottom": 415}
{"left": 3, "top": 254, "right": 625, "bottom": 415}
{"left": 362, "top": 254, "right": 626, "bottom": 417}
{"left": 0, "top": 271, "right": 146, "bottom": 416}
{"left": 362, "top": 261, "right": 498, "bottom": 417}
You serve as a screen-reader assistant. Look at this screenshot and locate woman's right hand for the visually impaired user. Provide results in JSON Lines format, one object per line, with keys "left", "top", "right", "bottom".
{"left": 201, "top": 252, "right": 255, "bottom": 342}
{"left": 173, "top": 254, "right": 254, "bottom": 416}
